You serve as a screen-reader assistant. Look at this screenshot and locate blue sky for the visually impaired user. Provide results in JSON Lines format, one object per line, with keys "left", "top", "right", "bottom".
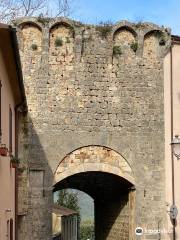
{"left": 70, "top": 0, "right": 180, "bottom": 35}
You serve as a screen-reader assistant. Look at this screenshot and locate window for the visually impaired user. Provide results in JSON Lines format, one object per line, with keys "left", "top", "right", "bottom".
{"left": 10, "top": 219, "right": 13, "bottom": 240}
{"left": 6, "top": 219, "right": 13, "bottom": 240}
{"left": 7, "top": 220, "right": 9, "bottom": 240}
{"left": 9, "top": 107, "right": 12, "bottom": 153}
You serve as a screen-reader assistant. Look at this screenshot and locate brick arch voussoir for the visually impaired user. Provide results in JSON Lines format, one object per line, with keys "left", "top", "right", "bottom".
{"left": 54, "top": 145, "right": 135, "bottom": 186}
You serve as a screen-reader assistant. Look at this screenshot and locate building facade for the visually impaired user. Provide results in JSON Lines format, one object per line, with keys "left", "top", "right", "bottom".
{"left": 14, "top": 17, "right": 174, "bottom": 240}
{"left": 0, "top": 17, "right": 178, "bottom": 240}
{"left": 164, "top": 36, "right": 180, "bottom": 239}
{"left": 0, "top": 23, "right": 25, "bottom": 240}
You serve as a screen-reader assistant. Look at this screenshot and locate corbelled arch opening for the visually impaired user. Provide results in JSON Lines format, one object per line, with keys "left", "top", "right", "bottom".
{"left": 49, "top": 22, "right": 74, "bottom": 49}
{"left": 113, "top": 26, "right": 137, "bottom": 57}
{"left": 54, "top": 146, "right": 135, "bottom": 240}
{"left": 113, "top": 26, "right": 137, "bottom": 41}
{"left": 19, "top": 21, "right": 42, "bottom": 31}
{"left": 20, "top": 22, "right": 42, "bottom": 52}
{"left": 143, "top": 30, "right": 164, "bottom": 59}
{"left": 48, "top": 21, "right": 75, "bottom": 98}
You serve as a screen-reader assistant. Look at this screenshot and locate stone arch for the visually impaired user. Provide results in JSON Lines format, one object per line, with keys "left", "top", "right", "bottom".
{"left": 143, "top": 30, "right": 163, "bottom": 59}
{"left": 20, "top": 22, "right": 42, "bottom": 52}
{"left": 54, "top": 145, "right": 134, "bottom": 185}
{"left": 54, "top": 146, "right": 135, "bottom": 240}
{"left": 113, "top": 26, "right": 137, "bottom": 42}
{"left": 113, "top": 26, "right": 137, "bottom": 58}
{"left": 50, "top": 21, "right": 75, "bottom": 34}
{"left": 19, "top": 21, "right": 42, "bottom": 31}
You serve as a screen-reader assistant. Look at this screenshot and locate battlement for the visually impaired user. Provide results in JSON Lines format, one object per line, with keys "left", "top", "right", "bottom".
{"left": 14, "top": 17, "right": 171, "bottom": 60}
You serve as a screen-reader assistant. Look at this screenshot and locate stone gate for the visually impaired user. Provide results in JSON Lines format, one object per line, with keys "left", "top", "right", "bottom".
{"left": 14, "top": 17, "right": 171, "bottom": 240}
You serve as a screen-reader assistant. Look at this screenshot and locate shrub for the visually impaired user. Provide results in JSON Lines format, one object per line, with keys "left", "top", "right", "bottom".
{"left": 154, "top": 31, "right": 166, "bottom": 45}
{"left": 66, "top": 37, "right": 70, "bottom": 43}
{"left": 10, "top": 155, "right": 20, "bottom": 164}
{"left": 130, "top": 41, "right": 138, "bottom": 52}
{"left": 113, "top": 45, "right": 122, "bottom": 55}
{"left": 18, "top": 167, "right": 26, "bottom": 174}
{"left": 80, "top": 224, "right": 95, "bottom": 240}
{"left": 159, "top": 38, "right": 166, "bottom": 46}
{"left": 31, "top": 44, "right": 38, "bottom": 51}
{"left": 55, "top": 37, "right": 63, "bottom": 47}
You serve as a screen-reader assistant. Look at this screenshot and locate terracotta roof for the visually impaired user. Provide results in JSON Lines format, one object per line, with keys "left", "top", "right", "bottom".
{"left": 172, "top": 35, "right": 180, "bottom": 42}
{"left": 0, "top": 23, "right": 9, "bottom": 29}
{"left": 52, "top": 204, "right": 78, "bottom": 216}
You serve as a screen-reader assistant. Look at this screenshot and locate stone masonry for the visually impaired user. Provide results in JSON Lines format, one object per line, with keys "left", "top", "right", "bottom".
{"left": 13, "top": 17, "right": 171, "bottom": 240}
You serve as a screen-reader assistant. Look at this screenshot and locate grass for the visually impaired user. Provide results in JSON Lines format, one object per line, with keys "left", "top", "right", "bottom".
{"left": 135, "top": 21, "right": 144, "bottom": 28}
{"left": 37, "top": 14, "right": 51, "bottom": 26}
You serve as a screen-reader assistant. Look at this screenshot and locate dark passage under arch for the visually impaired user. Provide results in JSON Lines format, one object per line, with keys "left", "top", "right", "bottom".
{"left": 54, "top": 171, "right": 134, "bottom": 240}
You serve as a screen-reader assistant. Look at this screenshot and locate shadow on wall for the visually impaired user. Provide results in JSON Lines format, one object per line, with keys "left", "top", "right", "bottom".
{"left": 17, "top": 112, "right": 54, "bottom": 240}
{"left": 96, "top": 191, "right": 129, "bottom": 240}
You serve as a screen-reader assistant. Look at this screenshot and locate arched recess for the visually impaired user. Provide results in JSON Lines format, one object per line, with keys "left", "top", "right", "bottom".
{"left": 20, "top": 22, "right": 42, "bottom": 52}
{"left": 18, "top": 22, "right": 42, "bottom": 117}
{"left": 49, "top": 22, "right": 75, "bottom": 64}
{"left": 113, "top": 26, "right": 137, "bottom": 57}
{"left": 54, "top": 146, "right": 135, "bottom": 240}
{"left": 143, "top": 30, "right": 163, "bottom": 59}
{"left": 48, "top": 22, "right": 75, "bottom": 114}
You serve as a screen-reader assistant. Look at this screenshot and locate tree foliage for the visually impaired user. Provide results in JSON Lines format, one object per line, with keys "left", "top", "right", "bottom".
{"left": 0, "top": 0, "right": 72, "bottom": 23}
{"left": 80, "top": 224, "right": 95, "bottom": 240}
{"left": 57, "top": 189, "right": 80, "bottom": 213}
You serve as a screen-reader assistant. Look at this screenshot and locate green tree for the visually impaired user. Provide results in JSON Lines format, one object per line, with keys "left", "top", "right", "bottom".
{"left": 57, "top": 189, "right": 80, "bottom": 213}
{"left": 80, "top": 224, "right": 95, "bottom": 240}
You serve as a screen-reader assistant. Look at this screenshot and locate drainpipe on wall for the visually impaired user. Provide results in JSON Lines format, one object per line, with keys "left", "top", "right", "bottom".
{"left": 170, "top": 41, "right": 176, "bottom": 240}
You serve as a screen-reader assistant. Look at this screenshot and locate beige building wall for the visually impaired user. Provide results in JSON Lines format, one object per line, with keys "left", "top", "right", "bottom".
{"left": 0, "top": 22, "right": 25, "bottom": 240}
{"left": 52, "top": 212, "right": 61, "bottom": 235}
{"left": 0, "top": 33, "right": 16, "bottom": 240}
{"left": 164, "top": 42, "right": 180, "bottom": 239}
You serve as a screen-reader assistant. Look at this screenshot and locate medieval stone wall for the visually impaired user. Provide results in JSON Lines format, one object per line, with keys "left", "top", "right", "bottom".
{"left": 14, "top": 17, "right": 171, "bottom": 240}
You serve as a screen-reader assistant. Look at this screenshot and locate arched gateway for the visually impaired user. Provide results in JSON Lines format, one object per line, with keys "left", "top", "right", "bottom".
{"left": 54, "top": 146, "right": 135, "bottom": 240}
{"left": 15, "top": 17, "right": 169, "bottom": 240}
